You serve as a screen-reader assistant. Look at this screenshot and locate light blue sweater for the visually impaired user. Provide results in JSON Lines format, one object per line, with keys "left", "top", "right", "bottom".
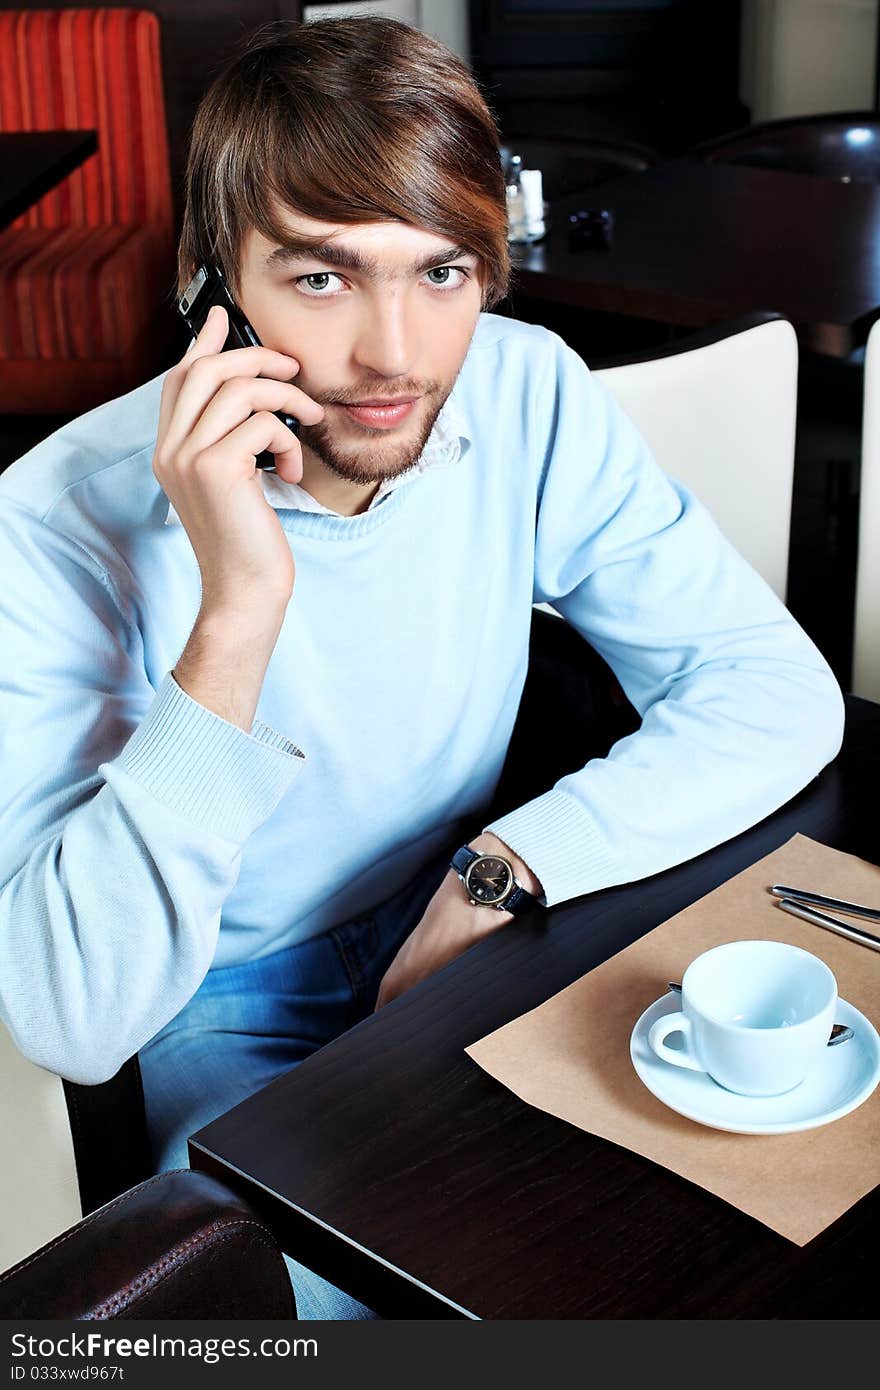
{"left": 0, "top": 313, "right": 844, "bottom": 1084}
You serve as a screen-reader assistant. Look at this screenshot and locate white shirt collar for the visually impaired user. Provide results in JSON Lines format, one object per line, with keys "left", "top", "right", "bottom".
{"left": 163, "top": 388, "right": 470, "bottom": 525}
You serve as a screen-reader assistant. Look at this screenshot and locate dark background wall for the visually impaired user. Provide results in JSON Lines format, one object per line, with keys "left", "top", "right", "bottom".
{"left": 469, "top": 0, "right": 746, "bottom": 152}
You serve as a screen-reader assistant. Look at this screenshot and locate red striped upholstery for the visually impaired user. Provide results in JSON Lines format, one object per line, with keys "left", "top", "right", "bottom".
{"left": 1, "top": 222, "right": 173, "bottom": 358}
{"left": 0, "top": 9, "right": 176, "bottom": 411}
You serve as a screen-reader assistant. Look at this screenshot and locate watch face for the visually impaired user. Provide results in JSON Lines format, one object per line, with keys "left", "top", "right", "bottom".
{"left": 465, "top": 855, "right": 514, "bottom": 905}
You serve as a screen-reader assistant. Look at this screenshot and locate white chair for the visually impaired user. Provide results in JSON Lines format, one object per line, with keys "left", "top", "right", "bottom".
{"left": 0, "top": 1021, "right": 81, "bottom": 1272}
{"left": 853, "top": 318, "right": 880, "bottom": 702}
{"left": 536, "top": 313, "right": 797, "bottom": 618}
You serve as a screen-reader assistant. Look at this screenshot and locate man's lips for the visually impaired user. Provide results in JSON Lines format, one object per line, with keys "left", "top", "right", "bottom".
{"left": 340, "top": 397, "right": 421, "bottom": 429}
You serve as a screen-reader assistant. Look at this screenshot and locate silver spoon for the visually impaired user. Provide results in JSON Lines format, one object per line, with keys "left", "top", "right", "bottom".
{"left": 665, "top": 983, "right": 853, "bottom": 1046}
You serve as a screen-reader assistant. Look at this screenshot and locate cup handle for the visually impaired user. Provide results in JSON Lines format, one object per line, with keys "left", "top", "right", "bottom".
{"left": 647, "top": 1011, "right": 705, "bottom": 1073}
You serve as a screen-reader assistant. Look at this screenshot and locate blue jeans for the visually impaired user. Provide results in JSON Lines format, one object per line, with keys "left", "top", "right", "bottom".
{"left": 137, "top": 838, "right": 458, "bottom": 1320}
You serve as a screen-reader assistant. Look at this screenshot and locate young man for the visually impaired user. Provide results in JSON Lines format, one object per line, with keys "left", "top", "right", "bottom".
{"left": 0, "top": 17, "right": 844, "bottom": 1319}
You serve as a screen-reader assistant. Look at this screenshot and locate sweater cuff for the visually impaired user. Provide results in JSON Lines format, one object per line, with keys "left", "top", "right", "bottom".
{"left": 483, "top": 787, "right": 621, "bottom": 909}
{"left": 109, "top": 671, "right": 306, "bottom": 842}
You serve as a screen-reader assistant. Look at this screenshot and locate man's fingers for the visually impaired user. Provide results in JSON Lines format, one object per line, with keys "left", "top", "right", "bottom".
{"left": 177, "top": 304, "right": 227, "bottom": 369}
{"left": 160, "top": 360, "right": 309, "bottom": 471}
{"left": 198, "top": 411, "right": 303, "bottom": 477}
{"left": 180, "top": 303, "right": 222, "bottom": 355}
{"left": 160, "top": 304, "right": 301, "bottom": 442}
{"left": 158, "top": 305, "right": 226, "bottom": 440}
{"left": 194, "top": 303, "right": 227, "bottom": 350}
{"left": 174, "top": 378, "right": 322, "bottom": 465}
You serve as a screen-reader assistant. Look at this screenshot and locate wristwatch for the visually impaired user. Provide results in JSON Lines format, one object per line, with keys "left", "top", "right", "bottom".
{"left": 449, "top": 845, "right": 542, "bottom": 917}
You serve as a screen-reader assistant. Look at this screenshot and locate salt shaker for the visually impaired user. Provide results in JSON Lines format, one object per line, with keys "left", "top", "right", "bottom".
{"left": 505, "top": 153, "right": 528, "bottom": 244}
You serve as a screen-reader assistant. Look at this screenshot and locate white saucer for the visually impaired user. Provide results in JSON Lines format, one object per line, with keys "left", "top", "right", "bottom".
{"left": 630, "top": 993, "right": 880, "bottom": 1134}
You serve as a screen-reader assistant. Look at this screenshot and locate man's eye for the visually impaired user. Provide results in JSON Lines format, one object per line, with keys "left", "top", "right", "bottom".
{"left": 295, "top": 272, "right": 345, "bottom": 295}
{"left": 425, "top": 266, "right": 468, "bottom": 289}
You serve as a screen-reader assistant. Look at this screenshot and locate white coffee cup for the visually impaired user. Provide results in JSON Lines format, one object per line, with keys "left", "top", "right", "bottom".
{"left": 647, "top": 940, "right": 838, "bottom": 1097}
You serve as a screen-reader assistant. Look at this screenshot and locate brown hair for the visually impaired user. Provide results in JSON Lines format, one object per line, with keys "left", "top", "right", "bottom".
{"left": 174, "top": 16, "right": 510, "bottom": 312}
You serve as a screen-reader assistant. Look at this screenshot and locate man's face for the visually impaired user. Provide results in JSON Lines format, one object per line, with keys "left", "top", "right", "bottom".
{"left": 237, "top": 210, "right": 484, "bottom": 490}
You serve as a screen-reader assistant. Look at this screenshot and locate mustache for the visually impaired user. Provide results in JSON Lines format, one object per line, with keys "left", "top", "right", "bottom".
{"left": 310, "top": 382, "right": 440, "bottom": 407}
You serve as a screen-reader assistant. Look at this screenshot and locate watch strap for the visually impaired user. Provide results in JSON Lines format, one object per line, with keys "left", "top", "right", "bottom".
{"left": 450, "top": 845, "right": 480, "bottom": 876}
{"left": 501, "top": 882, "right": 535, "bottom": 914}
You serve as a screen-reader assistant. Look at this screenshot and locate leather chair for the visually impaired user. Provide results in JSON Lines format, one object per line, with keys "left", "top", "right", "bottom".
{"left": 0, "top": 1168, "right": 297, "bottom": 1319}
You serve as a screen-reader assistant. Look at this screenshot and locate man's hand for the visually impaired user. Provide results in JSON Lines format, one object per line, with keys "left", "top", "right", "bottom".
{"left": 153, "top": 304, "right": 324, "bottom": 612}
{"left": 373, "top": 833, "right": 544, "bottom": 1011}
{"left": 156, "top": 307, "right": 326, "bottom": 732}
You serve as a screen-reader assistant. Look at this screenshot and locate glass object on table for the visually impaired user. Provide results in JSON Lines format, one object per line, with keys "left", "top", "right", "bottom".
{"left": 504, "top": 150, "right": 545, "bottom": 244}
{"left": 505, "top": 151, "right": 528, "bottom": 243}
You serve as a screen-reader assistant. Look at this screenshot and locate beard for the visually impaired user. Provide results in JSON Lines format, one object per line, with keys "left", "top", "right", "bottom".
{"left": 295, "top": 380, "right": 449, "bottom": 487}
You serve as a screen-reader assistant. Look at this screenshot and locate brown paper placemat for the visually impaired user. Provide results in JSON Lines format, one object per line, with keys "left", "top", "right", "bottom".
{"left": 465, "top": 833, "right": 880, "bottom": 1245}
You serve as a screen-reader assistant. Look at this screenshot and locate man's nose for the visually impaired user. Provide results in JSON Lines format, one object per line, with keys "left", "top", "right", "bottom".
{"left": 352, "top": 293, "right": 417, "bottom": 378}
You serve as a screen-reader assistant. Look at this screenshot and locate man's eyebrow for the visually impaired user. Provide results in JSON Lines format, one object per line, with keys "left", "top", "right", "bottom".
{"left": 262, "top": 240, "right": 476, "bottom": 277}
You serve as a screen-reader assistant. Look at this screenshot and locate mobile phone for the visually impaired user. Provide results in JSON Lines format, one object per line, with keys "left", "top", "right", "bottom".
{"left": 176, "top": 262, "right": 300, "bottom": 472}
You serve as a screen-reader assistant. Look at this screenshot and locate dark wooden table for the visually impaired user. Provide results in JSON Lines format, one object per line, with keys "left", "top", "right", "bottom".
{"left": 190, "top": 694, "right": 879, "bottom": 1319}
{"left": 510, "top": 158, "right": 880, "bottom": 358}
{"left": 0, "top": 129, "right": 97, "bottom": 231}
